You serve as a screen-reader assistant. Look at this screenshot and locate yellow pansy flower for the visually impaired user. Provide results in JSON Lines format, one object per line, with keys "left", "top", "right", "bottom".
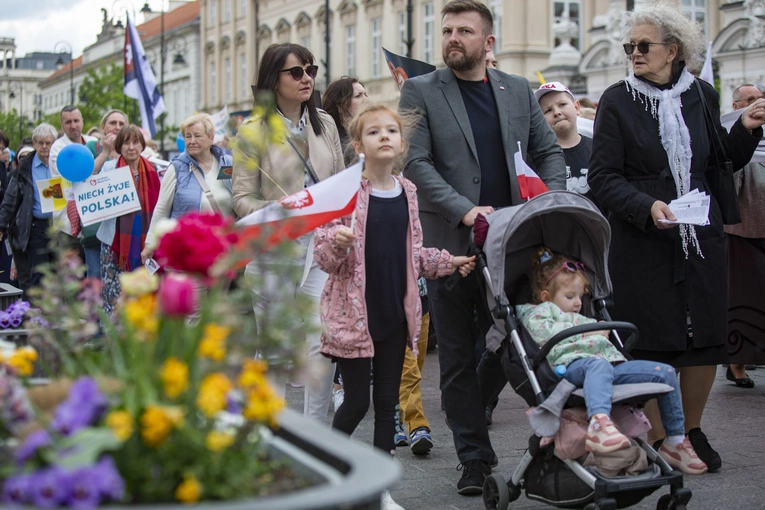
{"left": 205, "top": 430, "right": 235, "bottom": 452}
{"left": 175, "top": 475, "right": 202, "bottom": 504}
{"left": 196, "top": 373, "right": 233, "bottom": 418}
{"left": 159, "top": 358, "right": 189, "bottom": 398}
{"left": 107, "top": 410, "right": 134, "bottom": 442}
{"left": 197, "top": 324, "right": 230, "bottom": 362}
{"left": 140, "top": 405, "right": 174, "bottom": 448}
{"left": 7, "top": 348, "right": 35, "bottom": 376}
{"left": 123, "top": 294, "right": 159, "bottom": 340}
{"left": 243, "top": 383, "right": 285, "bottom": 424}
{"left": 238, "top": 359, "right": 268, "bottom": 388}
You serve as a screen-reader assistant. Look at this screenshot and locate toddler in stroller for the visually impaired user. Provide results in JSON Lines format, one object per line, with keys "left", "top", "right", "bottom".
{"left": 471, "top": 191, "right": 700, "bottom": 509}
{"left": 517, "top": 246, "right": 706, "bottom": 474}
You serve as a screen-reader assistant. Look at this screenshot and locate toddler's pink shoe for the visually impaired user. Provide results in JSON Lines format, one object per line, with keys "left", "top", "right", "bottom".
{"left": 585, "top": 415, "right": 631, "bottom": 454}
{"left": 659, "top": 438, "right": 708, "bottom": 475}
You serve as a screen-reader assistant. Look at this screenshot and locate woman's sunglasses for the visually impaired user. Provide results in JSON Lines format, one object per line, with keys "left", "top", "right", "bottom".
{"left": 622, "top": 42, "right": 667, "bottom": 55}
{"left": 544, "top": 261, "right": 586, "bottom": 289}
{"left": 280, "top": 65, "right": 319, "bottom": 81}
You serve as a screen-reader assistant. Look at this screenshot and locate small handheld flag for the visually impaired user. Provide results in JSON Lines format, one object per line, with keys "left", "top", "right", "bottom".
{"left": 514, "top": 141, "right": 549, "bottom": 201}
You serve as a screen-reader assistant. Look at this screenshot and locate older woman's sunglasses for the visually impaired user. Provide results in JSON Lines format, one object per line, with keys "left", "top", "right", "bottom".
{"left": 623, "top": 42, "right": 666, "bottom": 55}
{"left": 280, "top": 65, "right": 319, "bottom": 81}
{"left": 544, "top": 261, "right": 586, "bottom": 289}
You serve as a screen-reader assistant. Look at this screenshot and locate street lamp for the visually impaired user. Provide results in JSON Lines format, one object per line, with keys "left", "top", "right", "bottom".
{"left": 54, "top": 41, "right": 74, "bottom": 105}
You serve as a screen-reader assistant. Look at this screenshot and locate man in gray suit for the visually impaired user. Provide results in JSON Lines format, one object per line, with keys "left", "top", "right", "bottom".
{"left": 399, "top": 0, "right": 565, "bottom": 495}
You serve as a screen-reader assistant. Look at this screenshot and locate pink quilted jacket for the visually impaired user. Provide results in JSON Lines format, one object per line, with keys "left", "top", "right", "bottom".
{"left": 314, "top": 176, "right": 454, "bottom": 359}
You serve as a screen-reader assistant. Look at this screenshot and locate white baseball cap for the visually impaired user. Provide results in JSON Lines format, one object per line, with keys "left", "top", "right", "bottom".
{"left": 534, "top": 82, "right": 575, "bottom": 102}
{"left": 17, "top": 146, "right": 34, "bottom": 158}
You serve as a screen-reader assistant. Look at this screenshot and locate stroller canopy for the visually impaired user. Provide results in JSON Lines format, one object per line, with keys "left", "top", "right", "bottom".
{"left": 481, "top": 191, "right": 612, "bottom": 306}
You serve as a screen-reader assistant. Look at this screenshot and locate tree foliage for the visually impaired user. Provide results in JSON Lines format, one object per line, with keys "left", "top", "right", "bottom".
{"left": 77, "top": 63, "right": 128, "bottom": 131}
{"left": 0, "top": 110, "right": 35, "bottom": 153}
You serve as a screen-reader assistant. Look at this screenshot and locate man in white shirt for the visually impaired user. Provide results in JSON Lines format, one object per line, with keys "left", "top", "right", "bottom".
{"left": 48, "top": 106, "right": 96, "bottom": 239}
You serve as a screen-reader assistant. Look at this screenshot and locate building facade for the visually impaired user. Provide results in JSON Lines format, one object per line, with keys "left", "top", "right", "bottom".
{"left": 39, "top": 1, "right": 201, "bottom": 135}
{"left": 1, "top": 37, "right": 72, "bottom": 128}
{"left": 201, "top": 0, "right": 765, "bottom": 115}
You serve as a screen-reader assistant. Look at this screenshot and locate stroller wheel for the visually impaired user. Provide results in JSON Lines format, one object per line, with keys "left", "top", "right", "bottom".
{"left": 482, "top": 474, "right": 510, "bottom": 510}
{"left": 584, "top": 498, "right": 617, "bottom": 510}
{"left": 656, "top": 493, "right": 688, "bottom": 510}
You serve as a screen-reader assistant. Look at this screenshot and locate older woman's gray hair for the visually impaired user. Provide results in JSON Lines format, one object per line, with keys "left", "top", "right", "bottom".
{"left": 627, "top": 3, "right": 705, "bottom": 73}
{"left": 32, "top": 123, "right": 58, "bottom": 142}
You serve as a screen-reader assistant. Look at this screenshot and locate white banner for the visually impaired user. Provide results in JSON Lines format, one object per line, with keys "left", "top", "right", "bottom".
{"left": 211, "top": 105, "right": 229, "bottom": 141}
{"left": 73, "top": 166, "right": 142, "bottom": 227}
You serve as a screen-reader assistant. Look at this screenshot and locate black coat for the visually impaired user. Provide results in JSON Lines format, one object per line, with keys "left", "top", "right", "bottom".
{"left": 589, "top": 77, "right": 763, "bottom": 352}
{"left": 0, "top": 152, "right": 38, "bottom": 252}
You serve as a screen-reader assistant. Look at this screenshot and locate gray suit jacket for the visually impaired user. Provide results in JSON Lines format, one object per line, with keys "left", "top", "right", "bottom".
{"left": 399, "top": 67, "right": 566, "bottom": 255}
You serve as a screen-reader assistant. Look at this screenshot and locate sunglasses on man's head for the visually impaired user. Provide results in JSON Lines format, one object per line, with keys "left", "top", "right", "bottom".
{"left": 622, "top": 42, "right": 667, "bottom": 55}
{"left": 544, "top": 260, "right": 586, "bottom": 289}
{"left": 280, "top": 65, "right": 319, "bottom": 81}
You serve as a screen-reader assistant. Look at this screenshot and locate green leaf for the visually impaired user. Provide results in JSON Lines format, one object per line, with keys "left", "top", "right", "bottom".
{"left": 52, "top": 427, "right": 121, "bottom": 469}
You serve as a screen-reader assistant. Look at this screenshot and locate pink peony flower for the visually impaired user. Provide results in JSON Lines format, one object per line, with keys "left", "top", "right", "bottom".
{"left": 158, "top": 274, "right": 199, "bottom": 317}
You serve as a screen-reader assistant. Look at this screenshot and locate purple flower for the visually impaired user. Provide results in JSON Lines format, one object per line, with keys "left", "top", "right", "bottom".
{"left": 30, "top": 467, "right": 69, "bottom": 508}
{"left": 8, "top": 312, "right": 22, "bottom": 328}
{"left": 0, "top": 311, "right": 10, "bottom": 329}
{"left": 52, "top": 377, "right": 108, "bottom": 435}
{"left": 66, "top": 467, "right": 103, "bottom": 510}
{"left": 8, "top": 301, "right": 31, "bottom": 314}
{"left": 226, "top": 390, "right": 244, "bottom": 415}
{"left": 2, "top": 475, "right": 32, "bottom": 505}
{"left": 14, "top": 429, "right": 50, "bottom": 464}
{"left": 95, "top": 456, "right": 125, "bottom": 501}
{"left": 31, "top": 314, "right": 50, "bottom": 328}
{"left": 52, "top": 401, "right": 92, "bottom": 436}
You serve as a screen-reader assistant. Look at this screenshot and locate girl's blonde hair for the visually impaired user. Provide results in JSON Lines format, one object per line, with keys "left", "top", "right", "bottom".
{"left": 530, "top": 246, "right": 590, "bottom": 304}
{"left": 347, "top": 103, "right": 415, "bottom": 173}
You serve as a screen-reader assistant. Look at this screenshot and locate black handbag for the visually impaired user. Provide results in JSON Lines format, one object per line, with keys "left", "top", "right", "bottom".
{"left": 695, "top": 79, "right": 741, "bottom": 225}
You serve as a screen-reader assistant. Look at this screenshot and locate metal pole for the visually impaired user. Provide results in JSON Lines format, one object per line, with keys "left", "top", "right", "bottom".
{"left": 254, "top": 0, "right": 260, "bottom": 77}
{"left": 406, "top": 0, "right": 414, "bottom": 59}
{"left": 324, "top": 0, "right": 330, "bottom": 87}
{"left": 18, "top": 86, "right": 23, "bottom": 142}
{"left": 160, "top": 6, "right": 165, "bottom": 155}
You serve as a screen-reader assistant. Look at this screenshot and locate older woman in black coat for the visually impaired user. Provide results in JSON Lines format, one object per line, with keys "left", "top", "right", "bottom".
{"left": 589, "top": 4, "right": 765, "bottom": 472}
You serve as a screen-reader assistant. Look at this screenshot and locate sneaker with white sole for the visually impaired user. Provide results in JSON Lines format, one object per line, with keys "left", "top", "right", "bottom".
{"left": 585, "top": 414, "right": 630, "bottom": 454}
{"left": 331, "top": 388, "right": 344, "bottom": 412}
{"left": 381, "top": 490, "right": 405, "bottom": 510}
{"left": 659, "top": 438, "right": 708, "bottom": 475}
{"left": 395, "top": 429, "right": 409, "bottom": 447}
{"left": 409, "top": 427, "right": 433, "bottom": 455}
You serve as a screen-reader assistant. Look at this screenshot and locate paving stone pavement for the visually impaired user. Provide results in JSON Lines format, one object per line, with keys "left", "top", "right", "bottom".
{"left": 286, "top": 357, "right": 765, "bottom": 510}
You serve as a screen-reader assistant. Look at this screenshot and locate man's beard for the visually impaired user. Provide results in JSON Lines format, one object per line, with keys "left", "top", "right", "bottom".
{"left": 443, "top": 46, "right": 484, "bottom": 73}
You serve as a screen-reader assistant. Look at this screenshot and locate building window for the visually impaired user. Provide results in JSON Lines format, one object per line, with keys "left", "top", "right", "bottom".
{"left": 490, "top": 0, "right": 502, "bottom": 50}
{"left": 225, "top": 57, "right": 232, "bottom": 100}
{"left": 398, "top": 11, "right": 407, "bottom": 56}
{"left": 682, "top": 0, "right": 706, "bottom": 34}
{"left": 240, "top": 52, "right": 248, "bottom": 99}
{"left": 301, "top": 36, "right": 311, "bottom": 51}
{"left": 423, "top": 2, "right": 434, "bottom": 64}
{"left": 208, "top": 0, "right": 216, "bottom": 26}
{"left": 345, "top": 24, "right": 356, "bottom": 77}
{"left": 223, "top": 0, "right": 231, "bottom": 23}
{"left": 239, "top": 0, "right": 246, "bottom": 17}
{"left": 210, "top": 62, "right": 217, "bottom": 104}
{"left": 553, "top": 1, "right": 581, "bottom": 50}
{"left": 371, "top": 18, "right": 382, "bottom": 78}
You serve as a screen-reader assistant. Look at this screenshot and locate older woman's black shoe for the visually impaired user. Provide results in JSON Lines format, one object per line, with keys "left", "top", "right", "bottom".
{"left": 687, "top": 428, "right": 721, "bottom": 472}
{"left": 726, "top": 366, "right": 755, "bottom": 388}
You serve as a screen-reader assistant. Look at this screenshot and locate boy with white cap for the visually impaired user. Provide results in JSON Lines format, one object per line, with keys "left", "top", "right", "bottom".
{"left": 535, "top": 82, "right": 595, "bottom": 202}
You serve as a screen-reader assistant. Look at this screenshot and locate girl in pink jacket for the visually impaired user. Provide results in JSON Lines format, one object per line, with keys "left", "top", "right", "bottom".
{"left": 314, "top": 105, "right": 475, "bottom": 472}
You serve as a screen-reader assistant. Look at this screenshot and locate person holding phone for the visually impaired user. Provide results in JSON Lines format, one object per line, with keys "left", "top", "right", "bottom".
{"left": 142, "top": 113, "right": 234, "bottom": 261}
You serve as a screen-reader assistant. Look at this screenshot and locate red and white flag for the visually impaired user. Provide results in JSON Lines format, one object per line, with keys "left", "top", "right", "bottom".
{"left": 514, "top": 141, "right": 548, "bottom": 200}
{"left": 235, "top": 158, "right": 363, "bottom": 254}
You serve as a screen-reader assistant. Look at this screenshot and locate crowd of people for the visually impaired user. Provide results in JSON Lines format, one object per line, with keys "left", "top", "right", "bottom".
{"left": 1, "top": 1, "right": 765, "bottom": 509}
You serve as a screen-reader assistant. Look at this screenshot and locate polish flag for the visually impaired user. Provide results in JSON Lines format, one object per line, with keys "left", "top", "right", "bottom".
{"left": 234, "top": 157, "right": 364, "bottom": 257}
{"left": 514, "top": 141, "right": 548, "bottom": 200}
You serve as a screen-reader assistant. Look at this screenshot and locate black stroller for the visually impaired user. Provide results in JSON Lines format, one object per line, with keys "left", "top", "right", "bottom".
{"left": 467, "top": 192, "right": 692, "bottom": 510}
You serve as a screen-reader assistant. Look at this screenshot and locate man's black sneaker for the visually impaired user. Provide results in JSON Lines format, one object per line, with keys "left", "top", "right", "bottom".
{"left": 485, "top": 406, "right": 494, "bottom": 427}
{"left": 456, "top": 460, "right": 491, "bottom": 495}
{"left": 687, "top": 428, "right": 721, "bottom": 472}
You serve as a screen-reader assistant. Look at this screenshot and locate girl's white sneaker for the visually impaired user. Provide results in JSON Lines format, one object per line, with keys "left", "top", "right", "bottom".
{"left": 381, "top": 490, "right": 404, "bottom": 510}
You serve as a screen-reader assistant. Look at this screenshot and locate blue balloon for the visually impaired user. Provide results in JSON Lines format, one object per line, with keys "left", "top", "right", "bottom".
{"left": 176, "top": 132, "right": 185, "bottom": 152}
{"left": 57, "top": 144, "right": 95, "bottom": 182}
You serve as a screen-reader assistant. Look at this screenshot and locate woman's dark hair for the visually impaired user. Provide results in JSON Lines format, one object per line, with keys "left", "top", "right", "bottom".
{"left": 323, "top": 77, "right": 362, "bottom": 134}
{"left": 255, "top": 43, "right": 325, "bottom": 137}
{"left": 115, "top": 124, "right": 146, "bottom": 153}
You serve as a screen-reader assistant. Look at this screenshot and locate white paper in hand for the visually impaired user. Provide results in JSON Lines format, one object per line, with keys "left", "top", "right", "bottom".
{"left": 144, "top": 258, "right": 160, "bottom": 275}
{"left": 659, "top": 190, "right": 710, "bottom": 226}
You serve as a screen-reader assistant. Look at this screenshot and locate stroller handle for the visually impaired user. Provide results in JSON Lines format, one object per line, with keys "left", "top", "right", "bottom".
{"left": 533, "top": 321, "right": 639, "bottom": 368}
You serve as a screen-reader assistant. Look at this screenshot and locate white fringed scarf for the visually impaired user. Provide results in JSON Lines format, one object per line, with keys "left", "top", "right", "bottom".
{"left": 625, "top": 69, "right": 702, "bottom": 259}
